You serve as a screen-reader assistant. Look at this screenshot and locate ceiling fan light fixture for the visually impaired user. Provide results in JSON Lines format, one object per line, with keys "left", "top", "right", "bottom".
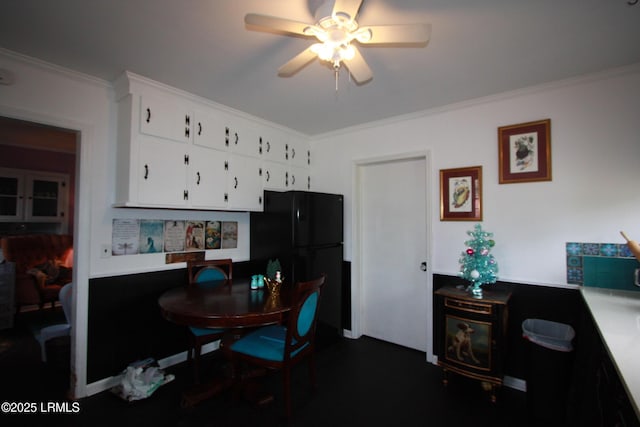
{"left": 353, "top": 27, "right": 372, "bottom": 43}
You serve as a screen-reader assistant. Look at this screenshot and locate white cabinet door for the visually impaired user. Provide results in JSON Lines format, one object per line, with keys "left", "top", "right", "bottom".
{"left": 261, "top": 128, "right": 288, "bottom": 164}
{"left": 228, "top": 118, "right": 261, "bottom": 158}
{"left": 138, "top": 137, "right": 188, "bottom": 207}
{"left": 25, "top": 174, "right": 67, "bottom": 222}
{"left": 188, "top": 146, "right": 228, "bottom": 209}
{"left": 227, "top": 154, "right": 263, "bottom": 210}
{"left": 288, "top": 138, "right": 310, "bottom": 169}
{"left": 262, "top": 161, "right": 289, "bottom": 191}
{"left": 193, "top": 109, "right": 228, "bottom": 151}
{"left": 139, "top": 94, "right": 192, "bottom": 143}
{"left": 289, "top": 166, "right": 311, "bottom": 191}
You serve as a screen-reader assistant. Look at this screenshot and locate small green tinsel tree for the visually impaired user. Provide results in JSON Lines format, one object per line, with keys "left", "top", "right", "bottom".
{"left": 458, "top": 224, "right": 498, "bottom": 296}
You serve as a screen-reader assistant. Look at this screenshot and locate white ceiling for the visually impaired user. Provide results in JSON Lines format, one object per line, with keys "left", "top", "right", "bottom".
{"left": 1, "top": 0, "right": 639, "bottom": 136}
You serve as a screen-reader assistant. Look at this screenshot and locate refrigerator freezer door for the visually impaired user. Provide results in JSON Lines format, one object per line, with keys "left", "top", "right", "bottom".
{"left": 292, "top": 244, "right": 343, "bottom": 333}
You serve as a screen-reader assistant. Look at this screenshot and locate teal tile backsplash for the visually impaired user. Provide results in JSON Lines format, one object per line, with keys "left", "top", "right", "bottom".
{"left": 566, "top": 242, "right": 640, "bottom": 290}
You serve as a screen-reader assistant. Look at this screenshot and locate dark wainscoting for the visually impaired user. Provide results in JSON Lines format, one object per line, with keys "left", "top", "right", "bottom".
{"left": 432, "top": 274, "right": 582, "bottom": 380}
{"left": 87, "top": 260, "right": 265, "bottom": 384}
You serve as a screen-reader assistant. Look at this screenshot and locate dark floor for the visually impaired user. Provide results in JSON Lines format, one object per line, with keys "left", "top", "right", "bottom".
{"left": 0, "top": 308, "right": 552, "bottom": 427}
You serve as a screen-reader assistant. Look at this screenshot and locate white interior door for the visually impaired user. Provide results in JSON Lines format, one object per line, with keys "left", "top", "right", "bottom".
{"left": 359, "top": 156, "right": 429, "bottom": 352}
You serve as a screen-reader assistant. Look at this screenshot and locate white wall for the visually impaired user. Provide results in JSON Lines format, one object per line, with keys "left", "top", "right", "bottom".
{"left": 311, "top": 64, "right": 640, "bottom": 287}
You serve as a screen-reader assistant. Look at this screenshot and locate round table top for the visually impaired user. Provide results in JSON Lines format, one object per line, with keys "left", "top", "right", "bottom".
{"left": 158, "top": 279, "right": 293, "bottom": 329}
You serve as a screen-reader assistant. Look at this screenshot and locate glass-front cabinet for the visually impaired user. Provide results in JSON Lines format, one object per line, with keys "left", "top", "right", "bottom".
{"left": 0, "top": 170, "right": 23, "bottom": 220}
{"left": 0, "top": 168, "right": 68, "bottom": 223}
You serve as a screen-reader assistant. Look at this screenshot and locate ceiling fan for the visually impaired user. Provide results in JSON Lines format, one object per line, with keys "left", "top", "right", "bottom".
{"left": 244, "top": 0, "right": 431, "bottom": 84}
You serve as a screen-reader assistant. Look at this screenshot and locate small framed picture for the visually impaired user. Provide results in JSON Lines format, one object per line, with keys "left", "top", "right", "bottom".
{"left": 440, "top": 166, "right": 482, "bottom": 221}
{"left": 498, "top": 119, "right": 551, "bottom": 184}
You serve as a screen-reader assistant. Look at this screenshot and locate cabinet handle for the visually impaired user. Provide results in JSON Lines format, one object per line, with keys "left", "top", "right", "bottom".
{"left": 146, "top": 108, "right": 151, "bottom": 123}
{"left": 198, "top": 122, "right": 202, "bottom": 135}
{"left": 285, "top": 143, "right": 289, "bottom": 160}
{"left": 234, "top": 177, "right": 238, "bottom": 189}
{"left": 258, "top": 168, "right": 262, "bottom": 177}
{"left": 184, "top": 190, "right": 189, "bottom": 200}
{"left": 185, "top": 127, "right": 190, "bottom": 138}
{"left": 266, "top": 141, "right": 270, "bottom": 153}
{"left": 224, "top": 193, "right": 228, "bottom": 203}
{"left": 259, "top": 196, "right": 262, "bottom": 205}
{"left": 196, "top": 172, "right": 201, "bottom": 185}
{"left": 144, "top": 164, "right": 149, "bottom": 180}
{"left": 224, "top": 161, "right": 228, "bottom": 171}
{"left": 265, "top": 170, "right": 270, "bottom": 182}
{"left": 225, "top": 127, "right": 229, "bottom": 147}
{"left": 234, "top": 132, "right": 239, "bottom": 145}
{"left": 184, "top": 155, "right": 189, "bottom": 165}
{"left": 307, "top": 176, "right": 311, "bottom": 190}
{"left": 285, "top": 172, "right": 289, "bottom": 187}
{"left": 291, "top": 148, "right": 296, "bottom": 159}
{"left": 291, "top": 174, "right": 296, "bottom": 185}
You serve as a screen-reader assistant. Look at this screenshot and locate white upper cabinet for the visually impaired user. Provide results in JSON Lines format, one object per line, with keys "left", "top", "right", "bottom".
{"left": 114, "top": 71, "right": 312, "bottom": 211}
{"left": 261, "top": 128, "right": 289, "bottom": 164}
{"left": 188, "top": 146, "right": 228, "bottom": 209}
{"left": 192, "top": 109, "right": 228, "bottom": 152}
{"left": 136, "top": 136, "right": 189, "bottom": 207}
{"left": 227, "top": 154, "right": 263, "bottom": 210}
{"left": 288, "top": 137, "right": 311, "bottom": 169}
{"left": 227, "top": 116, "right": 262, "bottom": 158}
{"left": 139, "top": 93, "right": 192, "bottom": 143}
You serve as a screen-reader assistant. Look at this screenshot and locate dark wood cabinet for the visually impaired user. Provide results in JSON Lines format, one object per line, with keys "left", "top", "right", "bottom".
{"left": 434, "top": 285, "right": 512, "bottom": 402}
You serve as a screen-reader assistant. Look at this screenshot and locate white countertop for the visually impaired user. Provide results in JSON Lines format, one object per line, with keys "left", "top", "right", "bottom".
{"left": 581, "top": 287, "right": 640, "bottom": 419}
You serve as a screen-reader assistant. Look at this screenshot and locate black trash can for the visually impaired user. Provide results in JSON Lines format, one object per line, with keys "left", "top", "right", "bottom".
{"left": 522, "top": 318, "right": 575, "bottom": 423}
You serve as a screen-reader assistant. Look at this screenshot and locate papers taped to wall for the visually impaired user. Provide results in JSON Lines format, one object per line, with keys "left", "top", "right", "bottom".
{"left": 111, "top": 358, "right": 175, "bottom": 402}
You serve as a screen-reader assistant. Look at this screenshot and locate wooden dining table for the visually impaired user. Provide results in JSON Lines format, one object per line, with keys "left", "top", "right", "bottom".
{"left": 158, "top": 278, "right": 292, "bottom": 407}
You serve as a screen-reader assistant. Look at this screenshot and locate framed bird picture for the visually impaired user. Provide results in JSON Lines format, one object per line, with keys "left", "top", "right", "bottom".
{"left": 498, "top": 119, "right": 551, "bottom": 184}
{"left": 440, "top": 166, "right": 482, "bottom": 221}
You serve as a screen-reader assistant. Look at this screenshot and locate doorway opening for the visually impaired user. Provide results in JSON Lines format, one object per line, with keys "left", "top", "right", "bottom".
{"left": 0, "top": 114, "right": 79, "bottom": 399}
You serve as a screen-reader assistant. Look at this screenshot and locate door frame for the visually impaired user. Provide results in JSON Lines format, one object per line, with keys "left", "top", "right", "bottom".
{"left": 351, "top": 150, "right": 435, "bottom": 362}
{"left": 0, "top": 104, "right": 92, "bottom": 397}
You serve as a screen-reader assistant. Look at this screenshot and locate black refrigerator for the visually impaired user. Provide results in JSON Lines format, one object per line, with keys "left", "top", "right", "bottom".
{"left": 250, "top": 190, "right": 344, "bottom": 335}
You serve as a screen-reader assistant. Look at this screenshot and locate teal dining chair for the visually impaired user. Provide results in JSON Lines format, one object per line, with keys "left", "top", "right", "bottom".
{"left": 186, "top": 258, "right": 233, "bottom": 383}
{"left": 230, "top": 274, "right": 325, "bottom": 419}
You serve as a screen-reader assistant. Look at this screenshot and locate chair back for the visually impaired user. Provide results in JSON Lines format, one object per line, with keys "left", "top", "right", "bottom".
{"left": 284, "top": 274, "right": 325, "bottom": 362}
{"left": 187, "top": 259, "right": 232, "bottom": 286}
{"left": 59, "top": 282, "right": 73, "bottom": 324}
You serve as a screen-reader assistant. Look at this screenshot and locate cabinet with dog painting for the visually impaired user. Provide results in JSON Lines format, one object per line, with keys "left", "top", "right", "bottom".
{"left": 434, "top": 285, "right": 512, "bottom": 403}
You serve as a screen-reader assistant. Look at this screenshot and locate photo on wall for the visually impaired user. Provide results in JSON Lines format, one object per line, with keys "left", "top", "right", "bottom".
{"left": 112, "top": 219, "right": 140, "bottom": 255}
{"left": 185, "top": 220, "right": 205, "bottom": 251}
{"left": 164, "top": 220, "right": 186, "bottom": 252}
{"left": 205, "top": 221, "right": 222, "bottom": 249}
{"left": 221, "top": 221, "right": 238, "bottom": 249}
{"left": 139, "top": 220, "right": 164, "bottom": 254}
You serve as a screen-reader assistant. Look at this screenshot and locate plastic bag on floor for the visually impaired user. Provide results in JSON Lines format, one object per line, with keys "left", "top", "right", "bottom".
{"left": 111, "top": 358, "right": 175, "bottom": 402}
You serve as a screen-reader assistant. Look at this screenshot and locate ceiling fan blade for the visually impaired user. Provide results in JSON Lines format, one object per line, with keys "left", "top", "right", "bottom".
{"left": 343, "top": 46, "right": 372, "bottom": 84}
{"left": 245, "top": 13, "right": 311, "bottom": 36}
{"left": 278, "top": 46, "right": 318, "bottom": 76}
{"left": 332, "top": 0, "right": 363, "bottom": 21}
{"left": 359, "top": 23, "right": 431, "bottom": 45}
